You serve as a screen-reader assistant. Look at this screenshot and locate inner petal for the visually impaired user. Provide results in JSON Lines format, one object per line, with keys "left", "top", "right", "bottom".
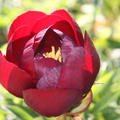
{"left": 53, "top": 29, "right": 76, "bottom": 62}
{"left": 37, "top": 66, "right": 61, "bottom": 89}
{"left": 34, "top": 54, "right": 61, "bottom": 89}
{"left": 34, "top": 29, "right": 78, "bottom": 90}
{"left": 34, "top": 28, "right": 62, "bottom": 55}
{"left": 34, "top": 54, "right": 61, "bottom": 80}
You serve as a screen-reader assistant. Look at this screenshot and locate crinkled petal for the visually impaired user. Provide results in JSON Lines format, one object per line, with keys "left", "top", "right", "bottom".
{"left": 0, "top": 53, "right": 35, "bottom": 98}
{"left": 52, "top": 9, "right": 84, "bottom": 45}
{"left": 8, "top": 11, "right": 46, "bottom": 40}
{"left": 36, "top": 66, "right": 61, "bottom": 89}
{"left": 34, "top": 54, "right": 61, "bottom": 89}
{"left": 34, "top": 55, "right": 61, "bottom": 80}
{"left": 23, "top": 89, "right": 82, "bottom": 117}
{"left": 84, "top": 31, "right": 100, "bottom": 80}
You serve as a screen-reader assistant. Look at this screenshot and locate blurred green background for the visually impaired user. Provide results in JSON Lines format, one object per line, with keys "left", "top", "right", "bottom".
{"left": 0, "top": 0, "right": 120, "bottom": 120}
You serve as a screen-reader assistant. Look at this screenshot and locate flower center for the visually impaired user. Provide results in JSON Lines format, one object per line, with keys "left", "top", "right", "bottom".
{"left": 43, "top": 46, "right": 62, "bottom": 62}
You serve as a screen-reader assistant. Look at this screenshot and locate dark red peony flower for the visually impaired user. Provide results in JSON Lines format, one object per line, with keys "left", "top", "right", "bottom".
{"left": 0, "top": 10, "right": 100, "bottom": 117}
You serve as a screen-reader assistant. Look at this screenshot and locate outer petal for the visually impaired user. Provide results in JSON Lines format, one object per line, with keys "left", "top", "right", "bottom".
{"left": 0, "top": 53, "right": 35, "bottom": 98}
{"left": 52, "top": 10, "right": 84, "bottom": 46}
{"left": 57, "top": 47, "right": 92, "bottom": 93}
{"left": 6, "top": 25, "right": 31, "bottom": 64}
{"left": 32, "top": 15, "right": 65, "bottom": 34}
{"left": 8, "top": 11, "right": 46, "bottom": 40}
{"left": 23, "top": 89, "right": 82, "bottom": 117}
{"left": 84, "top": 32, "right": 100, "bottom": 79}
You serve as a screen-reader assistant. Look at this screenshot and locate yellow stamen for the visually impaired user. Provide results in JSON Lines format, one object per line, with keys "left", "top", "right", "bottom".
{"left": 43, "top": 46, "right": 62, "bottom": 62}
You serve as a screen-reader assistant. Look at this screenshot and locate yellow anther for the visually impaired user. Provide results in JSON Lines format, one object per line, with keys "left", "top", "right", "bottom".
{"left": 43, "top": 46, "right": 62, "bottom": 62}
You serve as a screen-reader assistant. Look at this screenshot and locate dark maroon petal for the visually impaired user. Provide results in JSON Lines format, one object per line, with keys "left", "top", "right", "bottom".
{"left": 8, "top": 11, "right": 46, "bottom": 40}
{"left": 33, "top": 28, "right": 49, "bottom": 52}
{"left": 84, "top": 31, "right": 100, "bottom": 79}
{"left": 20, "top": 36, "right": 35, "bottom": 77}
{"left": 36, "top": 66, "right": 61, "bottom": 89}
{"left": 52, "top": 9, "right": 84, "bottom": 46}
{"left": 51, "top": 20, "right": 75, "bottom": 41}
{"left": 0, "top": 53, "right": 35, "bottom": 98}
{"left": 35, "top": 28, "right": 61, "bottom": 54}
{"left": 66, "top": 90, "right": 93, "bottom": 115}
{"left": 6, "top": 25, "right": 31, "bottom": 64}
{"left": 23, "top": 89, "right": 82, "bottom": 117}
{"left": 60, "top": 33, "right": 76, "bottom": 62}
{"left": 57, "top": 47, "right": 92, "bottom": 93}
{"left": 34, "top": 55, "right": 61, "bottom": 80}
{"left": 34, "top": 54, "right": 61, "bottom": 89}
{"left": 18, "top": 28, "right": 61, "bottom": 76}
{"left": 19, "top": 29, "right": 49, "bottom": 76}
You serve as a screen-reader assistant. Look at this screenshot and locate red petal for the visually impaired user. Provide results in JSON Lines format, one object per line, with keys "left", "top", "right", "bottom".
{"left": 32, "top": 15, "right": 64, "bottom": 34}
{"left": 0, "top": 53, "right": 35, "bottom": 98}
{"left": 6, "top": 26, "right": 32, "bottom": 64}
{"left": 84, "top": 32, "right": 100, "bottom": 79}
{"left": 23, "top": 89, "right": 82, "bottom": 117}
{"left": 57, "top": 47, "right": 92, "bottom": 93}
{"left": 51, "top": 20, "right": 75, "bottom": 41}
{"left": 52, "top": 10, "right": 84, "bottom": 46}
{"left": 8, "top": 11, "right": 46, "bottom": 40}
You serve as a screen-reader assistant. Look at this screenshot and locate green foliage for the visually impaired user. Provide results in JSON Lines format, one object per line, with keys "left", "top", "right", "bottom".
{"left": 0, "top": 0, "right": 120, "bottom": 120}
{"left": 102, "top": 0, "right": 120, "bottom": 20}
{"left": 7, "top": 105, "right": 34, "bottom": 120}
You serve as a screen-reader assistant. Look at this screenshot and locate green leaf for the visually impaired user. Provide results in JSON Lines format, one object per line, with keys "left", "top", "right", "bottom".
{"left": 18, "top": 105, "right": 39, "bottom": 118}
{"left": 0, "top": 43, "right": 7, "bottom": 54}
{"left": 7, "top": 105, "right": 34, "bottom": 120}
{"left": 0, "top": 109, "right": 9, "bottom": 115}
{"left": 92, "top": 71, "right": 114, "bottom": 97}
{"left": 93, "top": 91, "right": 120, "bottom": 112}
{"left": 34, "top": 118, "right": 44, "bottom": 120}
{"left": 45, "top": 117, "right": 56, "bottom": 120}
